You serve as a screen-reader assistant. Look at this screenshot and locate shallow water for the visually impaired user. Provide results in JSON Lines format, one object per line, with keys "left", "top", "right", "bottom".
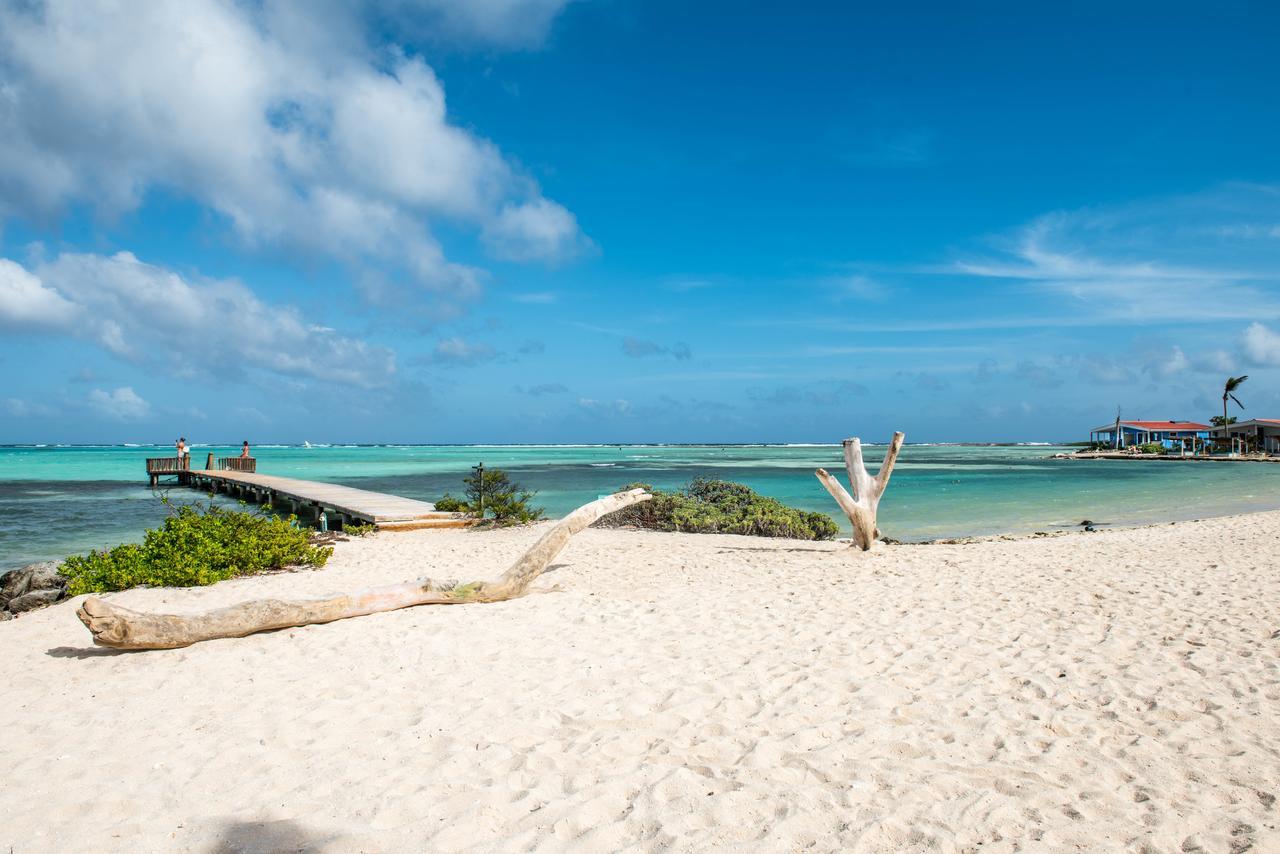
{"left": 2, "top": 443, "right": 1279, "bottom": 571}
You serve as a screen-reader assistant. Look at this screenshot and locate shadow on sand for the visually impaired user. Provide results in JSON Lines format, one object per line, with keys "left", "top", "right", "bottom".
{"left": 208, "top": 818, "right": 336, "bottom": 854}
{"left": 45, "top": 645, "right": 129, "bottom": 659}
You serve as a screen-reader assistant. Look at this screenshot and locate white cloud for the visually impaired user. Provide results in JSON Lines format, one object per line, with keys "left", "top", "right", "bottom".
{"left": 1014, "top": 360, "right": 1063, "bottom": 389}
{"left": 1141, "top": 345, "right": 1190, "bottom": 380}
{"left": 577, "top": 397, "right": 633, "bottom": 417}
{"left": 484, "top": 198, "right": 586, "bottom": 262}
{"left": 1076, "top": 355, "right": 1132, "bottom": 385}
{"left": 511, "top": 291, "right": 558, "bottom": 304}
{"left": 1242, "top": 322, "right": 1280, "bottom": 366}
{"left": 622, "top": 337, "right": 692, "bottom": 360}
{"left": 829, "top": 275, "right": 891, "bottom": 301}
{"left": 0, "top": 258, "right": 79, "bottom": 329}
{"left": 0, "top": 0, "right": 584, "bottom": 310}
{"left": 1194, "top": 349, "right": 1236, "bottom": 373}
{"left": 378, "top": 0, "right": 577, "bottom": 47}
{"left": 430, "top": 336, "right": 499, "bottom": 365}
{"left": 0, "top": 252, "right": 394, "bottom": 387}
{"left": 89, "top": 387, "right": 151, "bottom": 420}
{"left": 4, "top": 398, "right": 56, "bottom": 418}
{"left": 526, "top": 382, "right": 568, "bottom": 395}
{"left": 954, "top": 185, "right": 1280, "bottom": 326}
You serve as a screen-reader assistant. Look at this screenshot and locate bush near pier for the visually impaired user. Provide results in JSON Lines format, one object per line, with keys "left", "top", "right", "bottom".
{"left": 60, "top": 503, "right": 332, "bottom": 595}
{"left": 598, "top": 478, "right": 839, "bottom": 540}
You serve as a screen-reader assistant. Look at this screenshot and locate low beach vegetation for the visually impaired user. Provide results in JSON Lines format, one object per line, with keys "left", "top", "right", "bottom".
{"left": 59, "top": 501, "right": 332, "bottom": 595}
{"left": 435, "top": 465, "right": 544, "bottom": 525}
{"left": 598, "top": 478, "right": 838, "bottom": 540}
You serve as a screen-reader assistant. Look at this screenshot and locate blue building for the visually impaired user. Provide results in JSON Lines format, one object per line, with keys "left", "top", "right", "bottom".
{"left": 1089, "top": 420, "right": 1211, "bottom": 450}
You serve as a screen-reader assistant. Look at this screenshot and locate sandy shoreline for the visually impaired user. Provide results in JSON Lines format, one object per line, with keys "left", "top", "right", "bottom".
{"left": 2, "top": 511, "right": 1279, "bottom": 852}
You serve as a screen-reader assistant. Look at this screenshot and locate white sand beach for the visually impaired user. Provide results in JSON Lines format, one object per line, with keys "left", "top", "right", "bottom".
{"left": 2, "top": 513, "right": 1278, "bottom": 852}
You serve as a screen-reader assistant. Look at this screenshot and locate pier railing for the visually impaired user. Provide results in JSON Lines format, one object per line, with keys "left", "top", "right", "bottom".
{"left": 146, "top": 457, "right": 189, "bottom": 475}
{"left": 146, "top": 456, "right": 191, "bottom": 487}
{"left": 216, "top": 456, "right": 257, "bottom": 473}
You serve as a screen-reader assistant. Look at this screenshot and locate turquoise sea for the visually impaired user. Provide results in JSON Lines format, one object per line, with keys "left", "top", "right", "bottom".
{"left": 3, "top": 443, "right": 1280, "bottom": 572}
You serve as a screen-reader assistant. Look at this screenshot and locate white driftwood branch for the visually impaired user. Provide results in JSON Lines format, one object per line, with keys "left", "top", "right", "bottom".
{"left": 77, "top": 488, "right": 652, "bottom": 651}
{"left": 815, "top": 431, "right": 904, "bottom": 550}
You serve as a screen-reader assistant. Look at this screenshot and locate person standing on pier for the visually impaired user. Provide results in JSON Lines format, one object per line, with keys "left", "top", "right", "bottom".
{"left": 177, "top": 437, "right": 189, "bottom": 469}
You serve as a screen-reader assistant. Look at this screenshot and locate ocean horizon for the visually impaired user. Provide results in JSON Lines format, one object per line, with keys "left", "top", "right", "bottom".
{"left": 4, "top": 442, "right": 1279, "bottom": 572}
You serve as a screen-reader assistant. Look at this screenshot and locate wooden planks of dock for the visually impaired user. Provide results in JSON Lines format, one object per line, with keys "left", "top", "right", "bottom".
{"left": 184, "top": 469, "right": 474, "bottom": 531}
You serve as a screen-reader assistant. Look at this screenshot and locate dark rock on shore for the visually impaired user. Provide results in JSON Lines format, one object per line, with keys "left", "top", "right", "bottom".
{"left": 9, "top": 588, "right": 65, "bottom": 612}
{"left": 0, "top": 561, "right": 68, "bottom": 618}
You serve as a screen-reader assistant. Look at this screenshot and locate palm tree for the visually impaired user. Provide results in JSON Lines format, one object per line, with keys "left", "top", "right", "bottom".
{"left": 1222, "top": 375, "right": 1249, "bottom": 424}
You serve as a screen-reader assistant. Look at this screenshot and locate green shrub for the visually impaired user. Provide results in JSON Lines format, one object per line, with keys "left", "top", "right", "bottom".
{"left": 433, "top": 494, "right": 468, "bottom": 513}
{"left": 598, "top": 478, "right": 838, "bottom": 540}
{"left": 1136, "top": 442, "right": 1166, "bottom": 455}
{"left": 60, "top": 503, "right": 332, "bottom": 596}
{"left": 435, "top": 466, "right": 544, "bottom": 525}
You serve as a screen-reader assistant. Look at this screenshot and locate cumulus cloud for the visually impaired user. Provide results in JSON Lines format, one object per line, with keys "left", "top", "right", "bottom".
{"left": 895, "top": 370, "right": 950, "bottom": 392}
{"left": 828, "top": 275, "right": 891, "bottom": 301}
{"left": 0, "top": 252, "right": 394, "bottom": 387}
{"left": 88, "top": 387, "right": 151, "bottom": 420}
{"left": 1194, "top": 349, "right": 1236, "bottom": 373}
{"left": 0, "top": 259, "right": 78, "bottom": 329}
{"left": 577, "top": 397, "right": 633, "bottom": 417}
{"left": 1013, "top": 358, "right": 1064, "bottom": 389}
{"left": 748, "top": 381, "right": 868, "bottom": 407}
{"left": 377, "top": 0, "right": 578, "bottom": 47}
{"left": 1076, "top": 356, "right": 1133, "bottom": 385}
{"left": 511, "top": 292, "right": 557, "bottom": 304}
{"left": 622, "top": 337, "right": 692, "bottom": 360}
{"left": 526, "top": 382, "right": 568, "bottom": 396}
{"left": 1140, "top": 345, "right": 1190, "bottom": 380}
{"left": 484, "top": 199, "right": 585, "bottom": 262}
{"left": 971, "top": 359, "right": 999, "bottom": 384}
{"left": 4, "top": 398, "right": 56, "bottom": 418}
{"left": 430, "top": 337, "right": 499, "bottom": 365}
{"left": 1243, "top": 322, "right": 1280, "bottom": 365}
{"left": 0, "top": 0, "right": 584, "bottom": 310}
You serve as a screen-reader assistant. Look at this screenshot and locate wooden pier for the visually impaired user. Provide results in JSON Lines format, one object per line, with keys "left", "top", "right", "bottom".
{"left": 146, "top": 457, "right": 472, "bottom": 531}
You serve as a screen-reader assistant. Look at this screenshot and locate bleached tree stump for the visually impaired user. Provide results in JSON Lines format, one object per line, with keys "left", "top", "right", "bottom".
{"left": 77, "top": 488, "right": 652, "bottom": 650}
{"left": 815, "top": 432, "right": 905, "bottom": 550}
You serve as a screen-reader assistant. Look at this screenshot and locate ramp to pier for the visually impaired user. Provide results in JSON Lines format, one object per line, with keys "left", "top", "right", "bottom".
{"left": 187, "top": 469, "right": 469, "bottom": 530}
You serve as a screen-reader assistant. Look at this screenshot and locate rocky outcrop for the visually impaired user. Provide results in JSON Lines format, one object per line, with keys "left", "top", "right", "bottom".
{"left": 9, "top": 588, "right": 65, "bottom": 612}
{"left": 0, "top": 562, "right": 68, "bottom": 618}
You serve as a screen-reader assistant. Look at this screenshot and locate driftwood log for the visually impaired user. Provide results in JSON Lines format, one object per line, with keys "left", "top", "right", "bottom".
{"left": 77, "top": 488, "right": 652, "bottom": 651}
{"left": 815, "top": 432, "right": 905, "bottom": 550}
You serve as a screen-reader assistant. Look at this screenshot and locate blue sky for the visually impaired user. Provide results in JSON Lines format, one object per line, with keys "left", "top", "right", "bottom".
{"left": 2, "top": 0, "right": 1279, "bottom": 443}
